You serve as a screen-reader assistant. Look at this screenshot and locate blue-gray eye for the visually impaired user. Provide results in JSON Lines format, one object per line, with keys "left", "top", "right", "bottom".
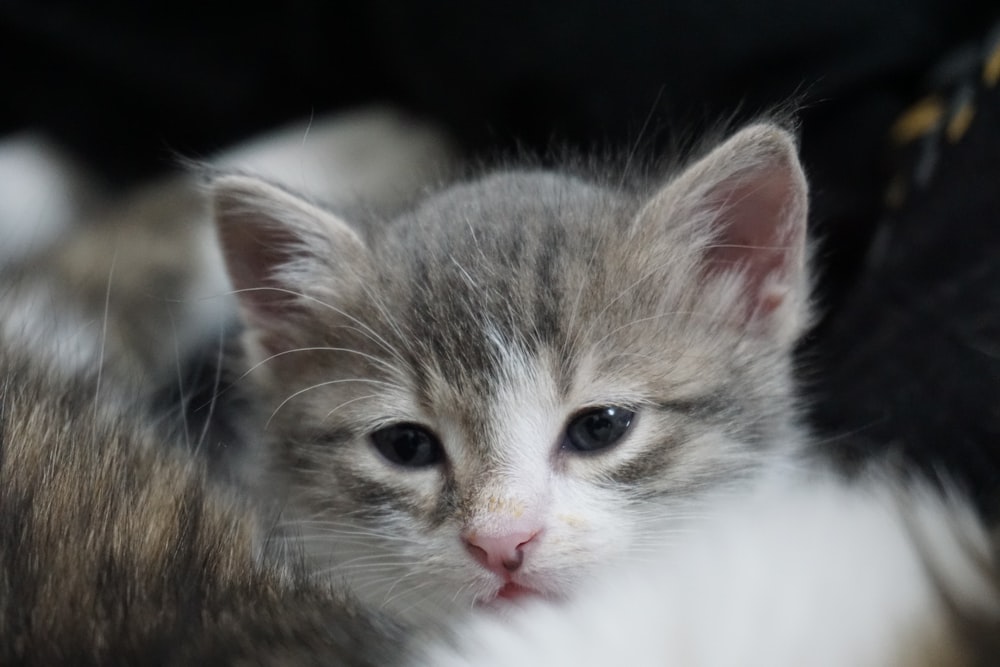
{"left": 370, "top": 423, "right": 443, "bottom": 467}
{"left": 564, "top": 407, "right": 634, "bottom": 453}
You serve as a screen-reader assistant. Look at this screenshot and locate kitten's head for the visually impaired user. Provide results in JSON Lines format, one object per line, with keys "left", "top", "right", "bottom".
{"left": 212, "top": 123, "right": 810, "bottom": 622}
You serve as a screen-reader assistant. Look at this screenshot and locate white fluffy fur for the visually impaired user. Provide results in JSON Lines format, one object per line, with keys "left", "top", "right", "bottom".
{"left": 213, "top": 107, "right": 454, "bottom": 209}
{"left": 0, "top": 277, "right": 104, "bottom": 376}
{"left": 0, "top": 132, "right": 97, "bottom": 264}
{"left": 419, "top": 471, "right": 998, "bottom": 667}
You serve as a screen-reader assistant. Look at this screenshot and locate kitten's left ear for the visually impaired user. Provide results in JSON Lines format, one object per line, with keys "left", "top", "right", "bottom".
{"left": 640, "top": 124, "right": 809, "bottom": 344}
{"left": 211, "top": 174, "right": 371, "bottom": 357}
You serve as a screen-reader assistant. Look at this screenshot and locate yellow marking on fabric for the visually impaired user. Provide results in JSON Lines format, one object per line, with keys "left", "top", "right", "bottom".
{"left": 984, "top": 45, "right": 1000, "bottom": 87}
{"left": 890, "top": 96, "right": 944, "bottom": 145}
{"left": 946, "top": 102, "right": 975, "bottom": 143}
{"left": 884, "top": 175, "right": 907, "bottom": 210}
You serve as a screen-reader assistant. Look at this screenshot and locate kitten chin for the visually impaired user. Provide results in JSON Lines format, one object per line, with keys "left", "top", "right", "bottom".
{"left": 209, "top": 122, "right": 816, "bottom": 622}
{"left": 417, "top": 470, "right": 1000, "bottom": 667}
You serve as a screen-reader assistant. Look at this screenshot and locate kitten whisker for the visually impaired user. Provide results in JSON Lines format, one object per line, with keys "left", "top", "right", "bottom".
{"left": 266, "top": 377, "right": 400, "bottom": 427}
{"left": 359, "top": 287, "right": 413, "bottom": 360}
{"left": 229, "top": 285, "right": 409, "bottom": 366}
{"left": 449, "top": 255, "right": 480, "bottom": 290}
{"left": 193, "top": 322, "right": 227, "bottom": 452}
{"left": 282, "top": 523, "right": 425, "bottom": 546}
{"left": 380, "top": 574, "right": 447, "bottom": 611}
{"left": 313, "top": 562, "right": 416, "bottom": 577}
{"left": 168, "top": 308, "right": 192, "bottom": 453}
{"left": 323, "top": 393, "right": 380, "bottom": 420}
{"left": 92, "top": 246, "right": 118, "bottom": 424}
{"left": 393, "top": 580, "right": 467, "bottom": 619}
{"left": 705, "top": 241, "right": 795, "bottom": 252}
{"left": 236, "top": 345, "right": 404, "bottom": 384}
{"left": 566, "top": 261, "right": 663, "bottom": 354}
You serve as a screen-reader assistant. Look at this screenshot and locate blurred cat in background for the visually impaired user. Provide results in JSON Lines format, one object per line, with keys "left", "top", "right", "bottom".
{"left": 0, "top": 108, "right": 454, "bottom": 386}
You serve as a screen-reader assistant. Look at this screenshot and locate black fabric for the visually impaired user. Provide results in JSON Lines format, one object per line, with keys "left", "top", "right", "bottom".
{"left": 2, "top": 3, "right": 377, "bottom": 181}
{"left": 3, "top": 1, "right": 993, "bottom": 180}
{"left": 808, "top": 37, "right": 1000, "bottom": 516}
{"left": 2, "top": 2, "right": 991, "bottom": 293}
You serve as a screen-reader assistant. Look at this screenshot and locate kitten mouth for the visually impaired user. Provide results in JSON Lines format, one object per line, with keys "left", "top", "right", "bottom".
{"left": 493, "top": 582, "right": 540, "bottom": 602}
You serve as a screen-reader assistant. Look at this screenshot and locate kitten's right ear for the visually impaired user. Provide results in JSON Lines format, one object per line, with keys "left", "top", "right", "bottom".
{"left": 638, "top": 124, "right": 809, "bottom": 344}
{"left": 211, "top": 175, "right": 370, "bottom": 352}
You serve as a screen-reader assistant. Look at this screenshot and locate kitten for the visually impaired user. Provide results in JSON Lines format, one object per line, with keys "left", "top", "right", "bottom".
{"left": 419, "top": 470, "right": 1000, "bottom": 667}
{"left": 4, "top": 117, "right": 997, "bottom": 665}
{"left": 210, "top": 122, "right": 812, "bottom": 623}
{"left": 0, "top": 334, "right": 410, "bottom": 666}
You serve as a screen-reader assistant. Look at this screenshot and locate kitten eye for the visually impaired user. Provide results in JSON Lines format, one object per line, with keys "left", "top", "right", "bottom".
{"left": 370, "top": 423, "right": 444, "bottom": 468}
{"left": 563, "top": 407, "right": 635, "bottom": 453}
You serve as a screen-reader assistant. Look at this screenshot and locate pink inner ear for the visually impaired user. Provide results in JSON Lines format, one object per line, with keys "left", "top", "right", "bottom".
{"left": 702, "top": 167, "right": 805, "bottom": 321}
{"left": 217, "top": 213, "right": 307, "bottom": 324}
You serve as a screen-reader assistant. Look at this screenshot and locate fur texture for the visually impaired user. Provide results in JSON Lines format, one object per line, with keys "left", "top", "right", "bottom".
{"left": 0, "top": 178, "right": 221, "bottom": 380}
{"left": 0, "top": 340, "right": 408, "bottom": 666}
{"left": 212, "top": 123, "right": 814, "bottom": 622}
{"left": 0, "top": 108, "right": 454, "bottom": 386}
{"left": 419, "top": 469, "right": 1000, "bottom": 667}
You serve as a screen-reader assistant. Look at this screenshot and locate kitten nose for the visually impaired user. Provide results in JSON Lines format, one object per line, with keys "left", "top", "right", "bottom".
{"left": 463, "top": 530, "right": 539, "bottom": 575}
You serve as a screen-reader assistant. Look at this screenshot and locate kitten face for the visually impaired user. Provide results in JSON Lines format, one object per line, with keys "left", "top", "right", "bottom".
{"left": 213, "top": 123, "right": 811, "bottom": 622}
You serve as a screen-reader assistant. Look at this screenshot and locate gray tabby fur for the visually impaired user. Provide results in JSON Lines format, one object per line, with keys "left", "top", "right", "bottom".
{"left": 213, "top": 123, "right": 813, "bottom": 622}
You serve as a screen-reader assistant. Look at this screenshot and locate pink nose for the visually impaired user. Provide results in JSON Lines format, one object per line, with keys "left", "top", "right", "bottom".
{"left": 463, "top": 529, "right": 539, "bottom": 576}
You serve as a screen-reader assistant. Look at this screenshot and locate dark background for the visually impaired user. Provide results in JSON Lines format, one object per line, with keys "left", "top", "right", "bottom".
{"left": 4, "top": 0, "right": 1000, "bottom": 512}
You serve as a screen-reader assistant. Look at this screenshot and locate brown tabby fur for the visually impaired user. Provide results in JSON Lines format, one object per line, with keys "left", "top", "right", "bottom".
{"left": 0, "top": 341, "right": 407, "bottom": 666}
